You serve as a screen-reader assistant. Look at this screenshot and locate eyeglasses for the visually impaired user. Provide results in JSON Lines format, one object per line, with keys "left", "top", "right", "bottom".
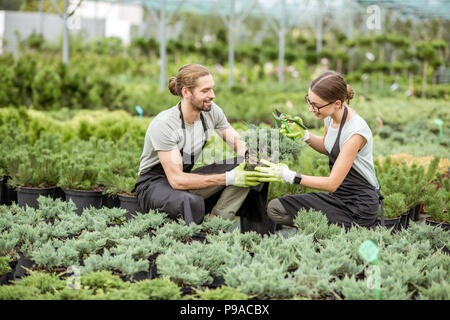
{"left": 305, "top": 94, "right": 335, "bottom": 113}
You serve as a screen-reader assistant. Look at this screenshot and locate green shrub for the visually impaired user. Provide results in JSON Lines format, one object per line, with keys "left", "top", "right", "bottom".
{"left": 193, "top": 286, "right": 250, "bottom": 300}
{"left": 58, "top": 156, "right": 100, "bottom": 191}
{"left": 134, "top": 277, "right": 182, "bottom": 300}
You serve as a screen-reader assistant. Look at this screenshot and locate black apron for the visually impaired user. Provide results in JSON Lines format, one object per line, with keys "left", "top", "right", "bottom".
{"left": 279, "top": 107, "right": 385, "bottom": 229}
{"left": 133, "top": 104, "right": 275, "bottom": 234}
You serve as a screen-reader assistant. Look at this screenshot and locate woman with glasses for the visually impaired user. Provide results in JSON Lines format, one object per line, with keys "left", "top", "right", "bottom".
{"left": 256, "top": 71, "right": 384, "bottom": 229}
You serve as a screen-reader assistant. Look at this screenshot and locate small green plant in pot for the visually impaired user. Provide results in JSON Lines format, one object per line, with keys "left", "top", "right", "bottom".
{"left": 100, "top": 166, "right": 141, "bottom": 219}
{"left": 380, "top": 192, "right": 407, "bottom": 230}
{"left": 422, "top": 175, "right": 450, "bottom": 230}
{"left": 58, "top": 154, "right": 102, "bottom": 215}
{"left": 6, "top": 141, "right": 61, "bottom": 209}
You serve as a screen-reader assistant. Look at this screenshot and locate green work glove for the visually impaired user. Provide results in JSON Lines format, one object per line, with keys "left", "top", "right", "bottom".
{"left": 279, "top": 116, "right": 310, "bottom": 142}
{"left": 225, "top": 162, "right": 266, "bottom": 188}
{"left": 254, "top": 159, "right": 297, "bottom": 184}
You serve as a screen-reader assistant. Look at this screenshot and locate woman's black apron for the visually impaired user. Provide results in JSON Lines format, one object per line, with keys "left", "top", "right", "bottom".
{"left": 279, "top": 106, "right": 385, "bottom": 229}
{"left": 133, "top": 104, "right": 275, "bottom": 234}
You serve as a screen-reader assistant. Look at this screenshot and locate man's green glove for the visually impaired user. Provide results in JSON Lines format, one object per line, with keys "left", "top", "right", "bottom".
{"left": 254, "top": 159, "right": 297, "bottom": 184}
{"left": 279, "top": 116, "right": 310, "bottom": 142}
{"left": 225, "top": 162, "right": 267, "bottom": 188}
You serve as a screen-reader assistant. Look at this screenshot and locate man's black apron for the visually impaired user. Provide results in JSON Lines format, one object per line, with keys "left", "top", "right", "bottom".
{"left": 278, "top": 106, "right": 385, "bottom": 229}
{"left": 133, "top": 104, "right": 275, "bottom": 234}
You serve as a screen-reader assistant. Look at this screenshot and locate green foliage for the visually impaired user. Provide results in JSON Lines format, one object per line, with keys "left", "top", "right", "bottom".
{"left": 243, "top": 122, "right": 304, "bottom": 162}
{"left": 6, "top": 133, "right": 62, "bottom": 188}
{"left": 293, "top": 208, "right": 342, "bottom": 241}
{"left": 14, "top": 270, "right": 67, "bottom": 295}
{"left": 193, "top": 286, "right": 250, "bottom": 300}
{"left": 134, "top": 277, "right": 182, "bottom": 300}
{"left": 154, "top": 219, "right": 202, "bottom": 243}
{"left": 201, "top": 215, "right": 235, "bottom": 234}
{"left": 417, "top": 280, "right": 450, "bottom": 300}
{"left": 58, "top": 155, "right": 100, "bottom": 191}
{"left": 382, "top": 193, "right": 407, "bottom": 218}
{"left": 422, "top": 174, "right": 450, "bottom": 222}
{"left": 0, "top": 256, "right": 11, "bottom": 274}
{"left": 80, "top": 270, "right": 128, "bottom": 293}
{"left": 375, "top": 156, "right": 440, "bottom": 212}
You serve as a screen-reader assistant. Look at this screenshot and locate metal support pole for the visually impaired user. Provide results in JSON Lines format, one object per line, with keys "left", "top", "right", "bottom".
{"left": 316, "top": 12, "right": 323, "bottom": 53}
{"left": 159, "top": 0, "right": 166, "bottom": 92}
{"left": 228, "top": 0, "right": 235, "bottom": 86}
{"left": 278, "top": 0, "right": 286, "bottom": 83}
{"left": 62, "top": 0, "right": 70, "bottom": 65}
{"left": 39, "top": 0, "right": 43, "bottom": 34}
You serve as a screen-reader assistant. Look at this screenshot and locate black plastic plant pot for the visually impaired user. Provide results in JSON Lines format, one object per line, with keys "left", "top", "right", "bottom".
{"left": 0, "top": 176, "right": 17, "bottom": 205}
{"left": 399, "top": 211, "right": 410, "bottom": 229}
{"left": 63, "top": 188, "right": 103, "bottom": 215}
{"left": 17, "top": 186, "right": 56, "bottom": 209}
{"left": 53, "top": 187, "right": 66, "bottom": 201}
{"left": 380, "top": 217, "right": 401, "bottom": 231}
{"left": 118, "top": 194, "right": 142, "bottom": 220}
{"left": 0, "top": 260, "right": 18, "bottom": 286}
{"left": 412, "top": 203, "right": 421, "bottom": 222}
{"left": 102, "top": 193, "right": 120, "bottom": 209}
{"left": 0, "top": 176, "right": 5, "bottom": 205}
{"left": 425, "top": 218, "right": 450, "bottom": 231}
{"left": 14, "top": 253, "right": 34, "bottom": 280}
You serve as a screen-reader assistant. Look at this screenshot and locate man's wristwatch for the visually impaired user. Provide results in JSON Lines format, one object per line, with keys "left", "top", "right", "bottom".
{"left": 293, "top": 172, "right": 302, "bottom": 185}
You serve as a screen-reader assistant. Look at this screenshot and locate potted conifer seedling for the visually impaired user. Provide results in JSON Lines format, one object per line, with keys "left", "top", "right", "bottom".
{"left": 379, "top": 193, "right": 407, "bottom": 231}
{"left": 422, "top": 175, "right": 450, "bottom": 231}
{"left": 100, "top": 167, "right": 142, "bottom": 220}
{"left": 6, "top": 146, "right": 60, "bottom": 209}
{"left": 59, "top": 156, "right": 103, "bottom": 215}
{"left": 98, "top": 138, "right": 142, "bottom": 219}
{"left": 0, "top": 119, "right": 28, "bottom": 206}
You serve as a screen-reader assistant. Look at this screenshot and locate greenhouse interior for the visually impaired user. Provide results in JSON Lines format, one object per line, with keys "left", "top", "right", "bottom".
{"left": 0, "top": 0, "right": 449, "bottom": 305}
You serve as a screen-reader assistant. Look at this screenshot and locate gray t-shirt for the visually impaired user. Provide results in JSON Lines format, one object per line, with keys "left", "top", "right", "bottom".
{"left": 323, "top": 108, "right": 379, "bottom": 188}
{"left": 138, "top": 101, "right": 230, "bottom": 175}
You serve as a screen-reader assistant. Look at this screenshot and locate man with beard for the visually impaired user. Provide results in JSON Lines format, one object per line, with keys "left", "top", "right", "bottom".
{"left": 134, "top": 64, "right": 274, "bottom": 233}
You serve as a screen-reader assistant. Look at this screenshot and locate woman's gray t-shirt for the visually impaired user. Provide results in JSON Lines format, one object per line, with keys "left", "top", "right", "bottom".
{"left": 323, "top": 108, "right": 379, "bottom": 188}
{"left": 138, "top": 101, "right": 230, "bottom": 175}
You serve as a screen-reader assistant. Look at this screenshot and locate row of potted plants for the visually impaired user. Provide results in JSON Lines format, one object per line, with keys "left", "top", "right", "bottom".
{"left": 374, "top": 156, "right": 449, "bottom": 231}
{"left": 0, "top": 124, "right": 142, "bottom": 216}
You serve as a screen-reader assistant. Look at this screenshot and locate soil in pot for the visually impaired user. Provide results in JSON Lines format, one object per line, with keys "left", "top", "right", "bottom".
{"left": 17, "top": 186, "right": 56, "bottom": 209}
{"left": 425, "top": 218, "right": 450, "bottom": 231}
{"left": 118, "top": 194, "right": 142, "bottom": 220}
{"left": 63, "top": 188, "right": 103, "bottom": 215}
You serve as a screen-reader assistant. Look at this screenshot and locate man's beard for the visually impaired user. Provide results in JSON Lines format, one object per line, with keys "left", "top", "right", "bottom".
{"left": 191, "top": 97, "right": 212, "bottom": 112}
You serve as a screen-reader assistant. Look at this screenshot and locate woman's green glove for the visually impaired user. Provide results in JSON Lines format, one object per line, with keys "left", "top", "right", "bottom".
{"left": 254, "top": 159, "right": 297, "bottom": 184}
{"left": 225, "top": 162, "right": 267, "bottom": 187}
{"left": 279, "top": 116, "right": 310, "bottom": 141}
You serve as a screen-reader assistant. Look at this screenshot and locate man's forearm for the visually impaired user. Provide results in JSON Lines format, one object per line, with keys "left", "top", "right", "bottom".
{"left": 170, "top": 172, "right": 226, "bottom": 190}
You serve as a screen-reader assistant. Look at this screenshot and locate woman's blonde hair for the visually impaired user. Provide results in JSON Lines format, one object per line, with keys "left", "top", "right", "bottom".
{"left": 168, "top": 64, "right": 211, "bottom": 97}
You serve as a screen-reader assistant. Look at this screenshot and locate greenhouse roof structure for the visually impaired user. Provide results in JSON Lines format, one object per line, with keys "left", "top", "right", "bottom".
{"left": 96, "top": 0, "right": 450, "bottom": 20}
{"left": 357, "top": 0, "right": 450, "bottom": 20}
